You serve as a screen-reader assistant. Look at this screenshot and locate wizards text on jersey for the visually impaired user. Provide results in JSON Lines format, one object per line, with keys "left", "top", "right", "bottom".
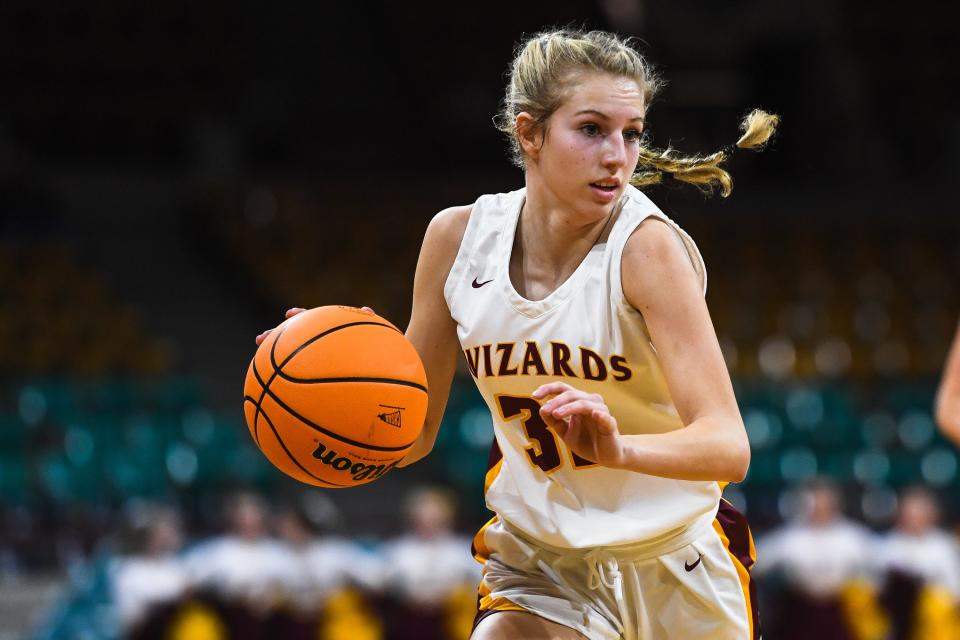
{"left": 462, "top": 341, "right": 632, "bottom": 382}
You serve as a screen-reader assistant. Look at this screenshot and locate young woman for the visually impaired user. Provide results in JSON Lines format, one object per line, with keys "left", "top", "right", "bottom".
{"left": 258, "top": 28, "right": 777, "bottom": 639}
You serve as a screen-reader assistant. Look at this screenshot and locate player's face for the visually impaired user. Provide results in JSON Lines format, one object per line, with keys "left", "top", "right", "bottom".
{"left": 538, "top": 73, "right": 646, "bottom": 216}
{"left": 898, "top": 494, "right": 937, "bottom": 534}
{"left": 149, "top": 518, "right": 182, "bottom": 555}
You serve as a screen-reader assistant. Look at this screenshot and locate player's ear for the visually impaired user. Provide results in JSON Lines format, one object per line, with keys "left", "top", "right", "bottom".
{"left": 516, "top": 112, "right": 544, "bottom": 163}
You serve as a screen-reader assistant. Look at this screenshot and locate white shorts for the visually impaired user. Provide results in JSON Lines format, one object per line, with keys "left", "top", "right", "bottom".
{"left": 472, "top": 500, "right": 760, "bottom": 640}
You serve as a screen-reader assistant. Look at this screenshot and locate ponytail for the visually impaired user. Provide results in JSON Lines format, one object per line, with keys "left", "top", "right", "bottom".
{"left": 630, "top": 109, "right": 780, "bottom": 197}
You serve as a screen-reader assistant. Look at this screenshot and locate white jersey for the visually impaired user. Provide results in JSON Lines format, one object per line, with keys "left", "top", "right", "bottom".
{"left": 183, "top": 535, "right": 293, "bottom": 601}
{"left": 445, "top": 185, "right": 721, "bottom": 549}
{"left": 381, "top": 533, "right": 483, "bottom": 605}
{"left": 755, "top": 518, "right": 875, "bottom": 597}
{"left": 875, "top": 529, "right": 960, "bottom": 597}
{"left": 111, "top": 555, "right": 189, "bottom": 630}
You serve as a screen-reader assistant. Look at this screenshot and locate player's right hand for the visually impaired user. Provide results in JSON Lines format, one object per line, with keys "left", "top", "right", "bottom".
{"left": 255, "top": 307, "right": 305, "bottom": 345}
{"left": 254, "top": 306, "right": 375, "bottom": 345}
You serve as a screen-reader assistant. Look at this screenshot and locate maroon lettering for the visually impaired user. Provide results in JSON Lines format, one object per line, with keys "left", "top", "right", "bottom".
{"left": 520, "top": 341, "right": 548, "bottom": 376}
{"left": 550, "top": 342, "right": 576, "bottom": 377}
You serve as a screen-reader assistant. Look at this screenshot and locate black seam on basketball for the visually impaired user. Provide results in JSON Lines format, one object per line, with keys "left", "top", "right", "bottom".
{"left": 249, "top": 331, "right": 288, "bottom": 449}
{"left": 277, "top": 321, "right": 402, "bottom": 371}
{"left": 244, "top": 355, "right": 266, "bottom": 447}
{"left": 243, "top": 392, "right": 272, "bottom": 449}
{"left": 255, "top": 399, "right": 347, "bottom": 487}
{"left": 269, "top": 320, "right": 426, "bottom": 392}
{"left": 243, "top": 395, "right": 264, "bottom": 447}
{"left": 272, "top": 372, "right": 428, "bottom": 393}
{"left": 253, "top": 407, "right": 346, "bottom": 488}
{"left": 251, "top": 362, "right": 416, "bottom": 452}
{"left": 255, "top": 322, "right": 399, "bottom": 424}
{"left": 254, "top": 321, "right": 401, "bottom": 437}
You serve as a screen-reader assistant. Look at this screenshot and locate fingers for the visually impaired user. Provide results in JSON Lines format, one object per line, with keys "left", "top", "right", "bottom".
{"left": 589, "top": 409, "right": 619, "bottom": 433}
{"left": 540, "top": 409, "right": 569, "bottom": 437}
{"left": 255, "top": 307, "right": 305, "bottom": 345}
{"left": 256, "top": 305, "right": 374, "bottom": 346}
{"left": 539, "top": 390, "right": 583, "bottom": 413}
{"left": 532, "top": 381, "right": 575, "bottom": 399}
{"left": 550, "top": 399, "right": 608, "bottom": 420}
{"left": 540, "top": 390, "right": 604, "bottom": 415}
{"left": 561, "top": 403, "right": 617, "bottom": 434}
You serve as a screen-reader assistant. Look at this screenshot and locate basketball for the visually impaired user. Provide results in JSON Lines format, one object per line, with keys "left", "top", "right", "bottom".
{"left": 243, "top": 306, "right": 428, "bottom": 488}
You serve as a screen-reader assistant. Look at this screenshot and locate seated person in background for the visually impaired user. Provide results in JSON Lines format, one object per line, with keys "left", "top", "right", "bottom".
{"left": 755, "top": 478, "right": 878, "bottom": 640}
{"left": 936, "top": 320, "right": 960, "bottom": 445}
{"left": 379, "top": 487, "right": 482, "bottom": 640}
{"left": 110, "top": 504, "right": 190, "bottom": 639}
{"left": 183, "top": 492, "right": 291, "bottom": 639}
{"left": 268, "top": 494, "right": 382, "bottom": 640}
{"left": 876, "top": 486, "right": 960, "bottom": 640}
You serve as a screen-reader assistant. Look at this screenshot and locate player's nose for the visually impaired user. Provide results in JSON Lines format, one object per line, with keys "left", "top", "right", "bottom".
{"left": 601, "top": 135, "right": 627, "bottom": 171}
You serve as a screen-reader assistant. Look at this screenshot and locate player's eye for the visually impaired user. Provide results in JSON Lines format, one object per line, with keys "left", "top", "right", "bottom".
{"left": 580, "top": 123, "right": 602, "bottom": 137}
{"left": 623, "top": 128, "right": 643, "bottom": 143}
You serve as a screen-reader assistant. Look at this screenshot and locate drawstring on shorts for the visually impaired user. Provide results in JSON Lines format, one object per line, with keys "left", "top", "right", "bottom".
{"left": 585, "top": 549, "right": 622, "bottom": 590}
{"left": 585, "top": 549, "right": 633, "bottom": 637}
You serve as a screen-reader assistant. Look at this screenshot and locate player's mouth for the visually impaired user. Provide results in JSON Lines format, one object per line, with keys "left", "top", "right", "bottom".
{"left": 589, "top": 179, "right": 621, "bottom": 201}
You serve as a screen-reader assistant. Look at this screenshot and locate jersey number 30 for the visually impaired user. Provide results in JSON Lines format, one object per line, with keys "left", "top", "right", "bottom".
{"left": 495, "top": 395, "right": 595, "bottom": 474}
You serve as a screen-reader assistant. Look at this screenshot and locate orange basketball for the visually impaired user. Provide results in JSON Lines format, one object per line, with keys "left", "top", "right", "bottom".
{"left": 243, "top": 306, "right": 428, "bottom": 488}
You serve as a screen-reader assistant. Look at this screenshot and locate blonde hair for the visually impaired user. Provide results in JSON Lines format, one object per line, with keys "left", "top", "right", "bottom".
{"left": 496, "top": 29, "right": 780, "bottom": 197}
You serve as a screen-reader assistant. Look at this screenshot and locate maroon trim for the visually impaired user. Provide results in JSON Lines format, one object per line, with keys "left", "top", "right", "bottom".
{"left": 487, "top": 438, "right": 503, "bottom": 470}
{"left": 716, "top": 499, "right": 762, "bottom": 640}
{"left": 471, "top": 603, "right": 574, "bottom": 636}
{"left": 472, "top": 605, "right": 503, "bottom": 633}
{"left": 716, "top": 499, "right": 754, "bottom": 570}
{"left": 470, "top": 439, "right": 503, "bottom": 560}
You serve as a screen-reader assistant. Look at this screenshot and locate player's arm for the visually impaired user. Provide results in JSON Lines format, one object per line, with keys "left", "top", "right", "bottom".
{"left": 615, "top": 218, "right": 749, "bottom": 481}
{"left": 538, "top": 217, "right": 750, "bottom": 482}
{"left": 936, "top": 321, "right": 960, "bottom": 445}
{"left": 397, "top": 205, "right": 471, "bottom": 467}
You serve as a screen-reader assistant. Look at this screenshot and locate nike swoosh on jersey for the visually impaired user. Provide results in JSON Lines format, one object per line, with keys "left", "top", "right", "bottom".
{"left": 472, "top": 277, "right": 494, "bottom": 288}
{"left": 685, "top": 555, "right": 702, "bottom": 572}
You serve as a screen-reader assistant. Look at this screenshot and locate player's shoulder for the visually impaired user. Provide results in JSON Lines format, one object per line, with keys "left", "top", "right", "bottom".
{"left": 420, "top": 204, "right": 472, "bottom": 270}
{"left": 621, "top": 214, "right": 697, "bottom": 283}
{"left": 428, "top": 204, "right": 472, "bottom": 241}
{"left": 623, "top": 214, "right": 682, "bottom": 253}
{"left": 430, "top": 187, "right": 524, "bottom": 235}
{"left": 423, "top": 187, "right": 524, "bottom": 259}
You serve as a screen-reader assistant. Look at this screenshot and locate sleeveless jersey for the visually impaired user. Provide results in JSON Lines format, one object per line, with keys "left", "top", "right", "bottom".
{"left": 444, "top": 185, "right": 721, "bottom": 549}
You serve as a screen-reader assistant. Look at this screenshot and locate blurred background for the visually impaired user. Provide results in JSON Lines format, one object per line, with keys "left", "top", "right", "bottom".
{"left": 1, "top": 0, "right": 957, "bottom": 638}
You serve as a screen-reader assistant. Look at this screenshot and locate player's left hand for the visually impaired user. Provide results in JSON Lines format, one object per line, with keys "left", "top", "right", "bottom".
{"left": 533, "top": 382, "right": 625, "bottom": 469}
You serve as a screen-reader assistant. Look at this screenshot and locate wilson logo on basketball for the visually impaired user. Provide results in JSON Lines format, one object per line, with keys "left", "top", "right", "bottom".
{"left": 377, "top": 404, "right": 404, "bottom": 428}
{"left": 312, "top": 442, "right": 399, "bottom": 481}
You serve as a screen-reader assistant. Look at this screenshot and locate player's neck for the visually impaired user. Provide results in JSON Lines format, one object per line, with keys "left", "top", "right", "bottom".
{"left": 519, "top": 181, "right": 613, "bottom": 273}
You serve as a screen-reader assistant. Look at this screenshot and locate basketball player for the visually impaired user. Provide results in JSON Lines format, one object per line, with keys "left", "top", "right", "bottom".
{"left": 935, "top": 321, "right": 960, "bottom": 445}
{"left": 258, "top": 28, "right": 777, "bottom": 639}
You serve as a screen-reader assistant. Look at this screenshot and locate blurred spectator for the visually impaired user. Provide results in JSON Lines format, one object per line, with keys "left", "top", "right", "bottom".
{"left": 267, "top": 495, "right": 382, "bottom": 640}
{"left": 935, "top": 321, "right": 960, "bottom": 445}
{"left": 379, "top": 487, "right": 481, "bottom": 640}
{"left": 755, "top": 478, "right": 880, "bottom": 640}
{"left": 876, "top": 486, "right": 960, "bottom": 639}
{"left": 110, "top": 504, "right": 190, "bottom": 638}
{"left": 183, "top": 492, "right": 291, "bottom": 638}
